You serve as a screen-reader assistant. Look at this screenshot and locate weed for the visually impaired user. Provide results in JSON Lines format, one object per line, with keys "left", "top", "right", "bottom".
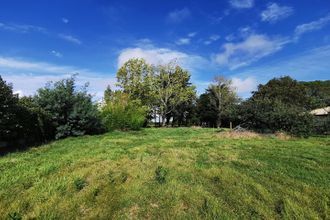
{"left": 155, "top": 166, "right": 168, "bottom": 184}
{"left": 74, "top": 177, "right": 87, "bottom": 191}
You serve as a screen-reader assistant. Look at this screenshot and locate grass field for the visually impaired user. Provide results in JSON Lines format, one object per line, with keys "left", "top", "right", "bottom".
{"left": 0, "top": 128, "right": 329, "bottom": 219}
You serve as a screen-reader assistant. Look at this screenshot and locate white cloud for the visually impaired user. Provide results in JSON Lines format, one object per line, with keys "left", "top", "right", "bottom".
{"left": 14, "top": 90, "right": 24, "bottom": 97}
{"left": 0, "top": 22, "right": 46, "bottom": 34}
{"left": 0, "top": 56, "right": 115, "bottom": 99}
{"left": 176, "top": 38, "right": 190, "bottom": 45}
{"left": 204, "top": 34, "right": 220, "bottom": 45}
{"left": 234, "top": 45, "right": 330, "bottom": 82}
{"left": 231, "top": 77, "right": 257, "bottom": 95}
{"left": 294, "top": 14, "right": 330, "bottom": 40}
{"left": 117, "top": 46, "right": 211, "bottom": 74}
{"left": 214, "top": 34, "right": 288, "bottom": 70}
{"left": 51, "top": 50, "right": 63, "bottom": 58}
{"left": 229, "top": 0, "right": 254, "bottom": 9}
{"left": 58, "top": 34, "right": 82, "bottom": 45}
{"left": 210, "top": 35, "right": 220, "bottom": 41}
{"left": 166, "top": 8, "right": 191, "bottom": 23}
{"left": 261, "top": 3, "right": 293, "bottom": 23}
{"left": 62, "top": 18, "right": 69, "bottom": 24}
{"left": 188, "top": 32, "right": 197, "bottom": 37}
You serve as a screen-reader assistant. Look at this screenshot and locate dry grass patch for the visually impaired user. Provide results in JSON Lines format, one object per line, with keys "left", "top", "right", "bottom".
{"left": 218, "top": 130, "right": 263, "bottom": 139}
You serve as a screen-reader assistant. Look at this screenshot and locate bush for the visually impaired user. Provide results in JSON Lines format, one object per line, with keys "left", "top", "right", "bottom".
{"left": 101, "top": 91, "right": 147, "bottom": 131}
{"left": 35, "top": 76, "right": 104, "bottom": 139}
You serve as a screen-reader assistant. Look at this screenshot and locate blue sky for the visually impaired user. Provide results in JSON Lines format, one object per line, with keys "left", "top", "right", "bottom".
{"left": 0, "top": 0, "right": 329, "bottom": 99}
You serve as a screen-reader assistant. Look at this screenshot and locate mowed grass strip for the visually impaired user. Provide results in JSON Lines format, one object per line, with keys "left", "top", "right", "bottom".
{"left": 0, "top": 128, "right": 329, "bottom": 219}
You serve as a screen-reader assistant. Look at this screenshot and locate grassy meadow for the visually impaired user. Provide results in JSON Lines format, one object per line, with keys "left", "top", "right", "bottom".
{"left": 0, "top": 128, "right": 329, "bottom": 219}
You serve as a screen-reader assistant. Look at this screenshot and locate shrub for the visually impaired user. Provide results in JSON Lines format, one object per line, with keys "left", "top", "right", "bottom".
{"left": 35, "top": 76, "right": 104, "bottom": 139}
{"left": 101, "top": 91, "right": 147, "bottom": 131}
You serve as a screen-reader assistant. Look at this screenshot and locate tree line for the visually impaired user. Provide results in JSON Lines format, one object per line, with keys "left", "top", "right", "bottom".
{"left": 1, "top": 58, "right": 329, "bottom": 149}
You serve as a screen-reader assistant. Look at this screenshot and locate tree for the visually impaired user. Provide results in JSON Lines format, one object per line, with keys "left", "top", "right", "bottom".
{"left": 301, "top": 80, "right": 330, "bottom": 109}
{"left": 241, "top": 76, "right": 313, "bottom": 136}
{"left": 101, "top": 91, "right": 147, "bottom": 131}
{"left": 196, "top": 93, "right": 218, "bottom": 127}
{"left": 0, "top": 76, "right": 21, "bottom": 145}
{"left": 35, "top": 76, "right": 103, "bottom": 139}
{"left": 116, "top": 58, "right": 154, "bottom": 104}
{"left": 151, "top": 63, "right": 196, "bottom": 126}
{"left": 207, "top": 76, "right": 239, "bottom": 128}
{"left": 252, "top": 76, "right": 311, "bottom": 109}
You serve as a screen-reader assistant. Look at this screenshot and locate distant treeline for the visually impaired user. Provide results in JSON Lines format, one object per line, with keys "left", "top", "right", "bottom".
{"left": 1, "top": 58, "right": 329, "bottom": 150}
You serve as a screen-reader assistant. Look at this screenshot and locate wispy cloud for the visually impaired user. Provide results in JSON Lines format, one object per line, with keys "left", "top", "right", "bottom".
{"left": 0, "top": 56, "right": 115, "bottom": 99}
{"left": 0, "top": 22, "right": 46, "bottom": 34}
{"left": 233, "top": 45, "right": 330, "bottom": 83}
{"left": 229, "top": 0, "right": 254, "bottom": 9}
{"left": 166, "top": 8, "right": 191, "bottom": 23}
{"left": 51, "top": 50, "right": 63, "bottom": 58}
{"left": 58, "top": 34, "right": 82, "bottom": 45}
{"left": 214, "top": 34, "right": 289, "bottom": 70}
{"left": 261, "top": 3, "right": 293, "bottom": 23}
{"left": 188, "top": 32, "right": 197, "bottom": 37}
{"left": 62, "top": 18, "right": 69, "bottom": 24}
{"left": 204, "top": 34, "right": 220, "bottom": 45}
{"left": 117, "top": 44, "right": 212, "bottom": 75}
{"left": 294, "top": 14, "right": 330, "bottom": 41}
{"left": 175, "top": 38, "right": 190, "bottom": 45}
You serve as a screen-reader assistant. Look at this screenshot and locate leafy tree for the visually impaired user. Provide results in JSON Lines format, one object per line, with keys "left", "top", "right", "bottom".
{"left": 241, "top": 76, "right": 313, "bottom": 136}
{"left": 116, "top": 58, "right": 154, "bottom": 104}
{"left": 252, "top": 76, "right": 311, "bottom": 109}
{"left": 196, "top": 93, "right": 218, "bottom": 127}
{"left": 35, "top": 76, "right": 103, "bottom": 139}
{"left": 301, "top": 80, "right": 330, "bottom": 109}
{"left": 101, "top": 91, "right": 147, "bottom": 131}
{"left": 0, "top": 76, "right": 21, "bottom": 145}
{"left": 207, "top": 76, "right": 240, "bottom": 128}
{"left": 151, "top": 63, "right": 196, "bottom": 126}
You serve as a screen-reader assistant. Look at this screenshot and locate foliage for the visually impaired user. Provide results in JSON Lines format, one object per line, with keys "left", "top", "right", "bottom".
{"left": 301, "top": 80, "right": 330, "bottom": 109}
{"left": 197, "top": 76, "right": 239, "bottom": 128}
{"left": 0, "top": 128, "right": 329, "bottom": 219}
{"left": 151, "top": 63, "right": 196, "bottom": 126}
{"left": 0, "top": 76, "right": 20, "bottom": 144}
{"left": 35, "top": 76, "right": 103, "bottom": 139}
{"left": 101, "top": 91, "right": 147, "bottom": 131}
{"left": 0, "top": 76, "right": 45, "bottom": 148}
{"left": 74, "top": 177, "right": 87, "bottom": 191}
{"left": 241, "top": 76, "right": 314, "bottom": 136}
{"left": 155, "top": 166, "right": 168, "bottom": 184}
{"left": 116, "top": 58, "right": 154, "bottom": 104}
{"left": 116, "top": 59, "right": 196, "bottom": 126}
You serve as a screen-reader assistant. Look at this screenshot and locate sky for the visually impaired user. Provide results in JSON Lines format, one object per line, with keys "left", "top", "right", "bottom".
{"left": 0, "top": 0, "right": 330, "bottom": 99}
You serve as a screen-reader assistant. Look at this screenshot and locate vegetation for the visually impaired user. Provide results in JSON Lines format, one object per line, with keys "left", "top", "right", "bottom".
{"left": 0, "top": 128, "right": 329, "bottom": 219}
{"left": 198, "top": 76, "right": 240, "bottom": 128}
{"left": 101, "top": 90, "right": 148, "bottom": 131}
{"left": 35, "top": 76, "right": 104, "bottom": 139}
{"left": 241, "top": 76, "right": 315, "bottom": 136}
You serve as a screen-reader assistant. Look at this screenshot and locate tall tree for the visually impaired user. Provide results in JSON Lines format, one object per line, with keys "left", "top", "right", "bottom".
{"left": 116, "top": 58, "right": 154, "bottom": 104}
{"left": 151, "top": 62, "right": 196, "bottom": 126}
{"left": 207, "top": 76, "right": 239, "bottom": 128}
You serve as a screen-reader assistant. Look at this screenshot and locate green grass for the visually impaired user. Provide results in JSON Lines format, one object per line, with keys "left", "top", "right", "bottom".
{"left": 0, "top": 128, "right": 329, "bottom": 219}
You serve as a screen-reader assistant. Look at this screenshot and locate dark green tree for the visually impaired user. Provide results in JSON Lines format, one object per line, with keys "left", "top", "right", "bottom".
{"left": 35, "top": 76, "right": 103, "bottom": 139}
